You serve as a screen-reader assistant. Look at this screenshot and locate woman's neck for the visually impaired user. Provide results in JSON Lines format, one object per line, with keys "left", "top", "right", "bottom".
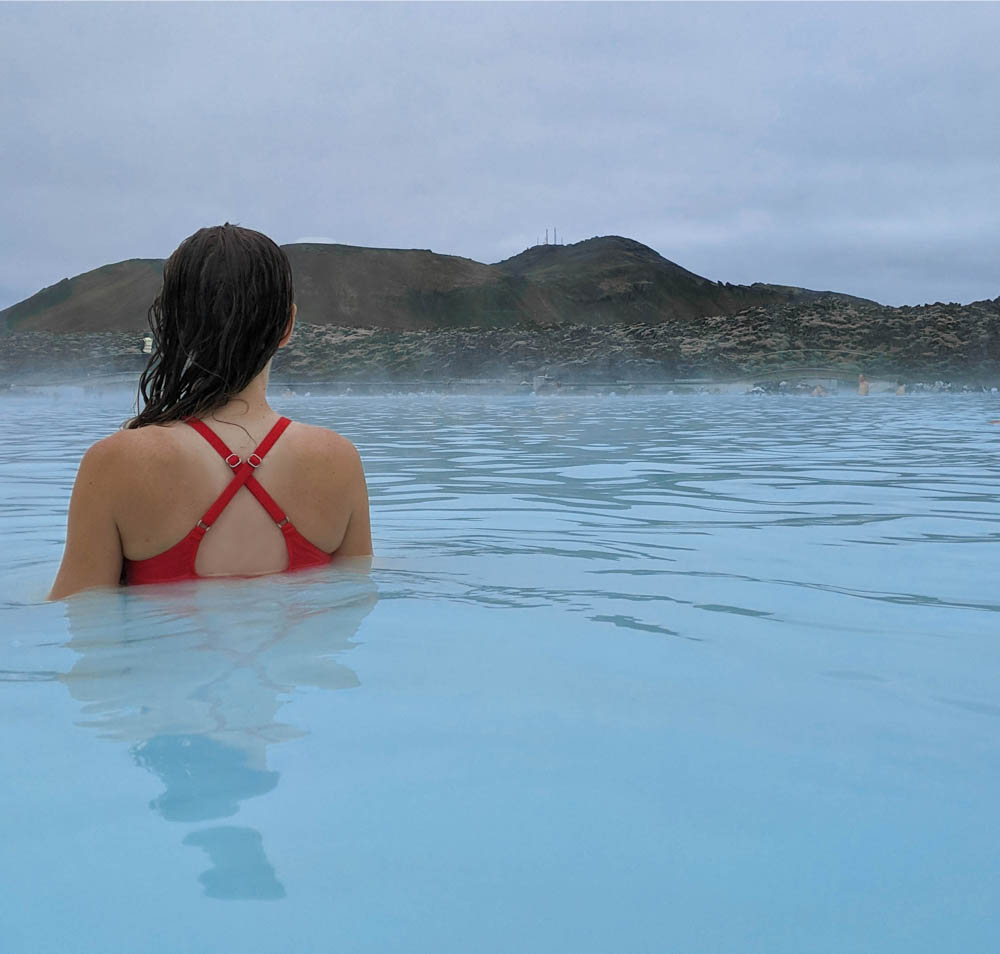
{"left": 206, "top": 365, "right": 276, "bottom": 428}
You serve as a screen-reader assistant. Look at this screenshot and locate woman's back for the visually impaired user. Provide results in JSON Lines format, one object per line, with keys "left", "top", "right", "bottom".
{"left": 49, "top": 223, "right": 372, "bottom": 599}
{"left": 50, "top": 410, "right": 370, "bottom": 597}
{"left": 120, "top": 414, "right": 367, "bottom": 579}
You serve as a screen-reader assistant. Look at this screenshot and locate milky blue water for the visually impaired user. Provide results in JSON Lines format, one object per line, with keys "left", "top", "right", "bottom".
{"left": 2, "top": 390, "right": 999, "bottom": 953}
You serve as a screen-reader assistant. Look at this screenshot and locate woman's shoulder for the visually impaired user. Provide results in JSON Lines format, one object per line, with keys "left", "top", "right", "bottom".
{"left": 278, "top": 421, "right": 365, "bottom": 493}
{"left": 283, "top": 420, "right": 362, "bottom": 463}
{"left": 77, "top": 423, "right": 192, "bottom": 484}
{"left": 81, "top": 418, "right": 363, "bottom": 485}
{"left": 87, "top": 421, "right": 187, "bottom": 458}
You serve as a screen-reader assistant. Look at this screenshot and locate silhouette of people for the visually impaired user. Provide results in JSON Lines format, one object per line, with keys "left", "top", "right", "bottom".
{"left": 858, "top": 373, "right": 869, "bottom": 396}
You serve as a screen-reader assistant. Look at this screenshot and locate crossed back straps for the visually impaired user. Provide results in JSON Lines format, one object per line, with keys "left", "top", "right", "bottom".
{"left": 185, "top": 416, "right": 293, "bottom": 535}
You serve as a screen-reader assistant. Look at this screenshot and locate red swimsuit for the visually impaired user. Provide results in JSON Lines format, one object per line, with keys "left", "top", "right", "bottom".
{"left": 124, "top": 416, "right": 332, "bottom": 585}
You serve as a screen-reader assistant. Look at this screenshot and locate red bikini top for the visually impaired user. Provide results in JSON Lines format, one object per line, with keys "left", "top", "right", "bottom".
{"left": 123, "top": 416, "right": 332, "bottom": 585}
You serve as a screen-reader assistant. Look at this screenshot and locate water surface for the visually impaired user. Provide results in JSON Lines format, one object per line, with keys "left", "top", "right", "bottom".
{"left": 2, "top": 390, "right": 999, "bottom": 953}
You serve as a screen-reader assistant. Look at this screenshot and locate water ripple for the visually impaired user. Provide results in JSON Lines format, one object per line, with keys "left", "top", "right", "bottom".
{"left": 2, "top": 391, "right": 999, "bottom": 645}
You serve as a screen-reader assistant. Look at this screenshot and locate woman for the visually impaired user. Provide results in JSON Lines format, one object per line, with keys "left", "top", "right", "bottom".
{"left": 49, "top": 224, "right": 371, "bottom": 599}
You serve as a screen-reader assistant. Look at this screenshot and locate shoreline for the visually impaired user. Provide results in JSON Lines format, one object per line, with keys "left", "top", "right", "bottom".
{"left": 3, "top": 315, "right": 1000, "bottom": 392}
{"left": 4, "top": 371, "right": 997, "bottom": 399}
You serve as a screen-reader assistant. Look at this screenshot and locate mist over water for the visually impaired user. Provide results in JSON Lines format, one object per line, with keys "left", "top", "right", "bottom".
{"left": 2, "top": 390, "right": 999, "bottom": 952}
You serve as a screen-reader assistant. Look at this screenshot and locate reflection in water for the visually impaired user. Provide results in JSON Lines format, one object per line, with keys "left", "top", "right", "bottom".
{"left": 183, "top": 827, "right": 286, "bottom": 901}
{"left": 59, "top": 572, "right": 376, "bottom": 901}
{"left": 5, "top": 395, "right": 1000, "bottom": 948}
{"left": 134, "top": 735, "right": 280, "bottom": 823}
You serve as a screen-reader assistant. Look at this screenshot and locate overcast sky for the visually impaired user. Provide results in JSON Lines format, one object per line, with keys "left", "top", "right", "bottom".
{"left": 2, "top": 2, "right": 998, "bottom": 310}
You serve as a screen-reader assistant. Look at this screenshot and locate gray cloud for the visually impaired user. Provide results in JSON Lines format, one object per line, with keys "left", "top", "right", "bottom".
{"left": 1, "top": 2, "right": 997, "bottom": 309}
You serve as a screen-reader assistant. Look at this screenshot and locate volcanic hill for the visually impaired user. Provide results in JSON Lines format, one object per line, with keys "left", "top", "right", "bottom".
{"left": 1, "top": 236, "right": 873, "bottom": 334}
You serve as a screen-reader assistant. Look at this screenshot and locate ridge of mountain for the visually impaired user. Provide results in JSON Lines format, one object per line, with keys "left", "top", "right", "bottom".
{"left": 1, "top": 236, "right": 876, "bottom": 333}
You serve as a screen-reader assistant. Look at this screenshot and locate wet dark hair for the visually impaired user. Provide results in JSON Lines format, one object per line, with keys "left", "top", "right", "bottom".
{"left": 127, "top": 223, "right": 294, "bottom": 428}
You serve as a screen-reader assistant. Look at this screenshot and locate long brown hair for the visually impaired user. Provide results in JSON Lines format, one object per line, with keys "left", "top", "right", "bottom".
{"left": 128, "top": 224, "right": 293, "bottom": 428}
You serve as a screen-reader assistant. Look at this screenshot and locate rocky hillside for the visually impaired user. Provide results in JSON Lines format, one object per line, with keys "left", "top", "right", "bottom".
{"left": 4, "top": 235, "right": 995, "bottom": 384}
{"left": 4, "top": 297, "right": 998, "bottom": 385}
{"left": 493, "top": 237, "right": 873, "bottom": 324}
{"left": 1, "top": 236, "right": 872, "bottom": 334}
{"left": 1, "top": 259, "right": 164, "bottom": 334}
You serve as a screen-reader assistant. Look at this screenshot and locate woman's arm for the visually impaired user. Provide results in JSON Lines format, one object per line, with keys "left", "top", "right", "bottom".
{"left": 334, "top": 443, "right": 372, "bottom": 559}
{"left": 48, "top": 439, "right": 125, "bottom": 600}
